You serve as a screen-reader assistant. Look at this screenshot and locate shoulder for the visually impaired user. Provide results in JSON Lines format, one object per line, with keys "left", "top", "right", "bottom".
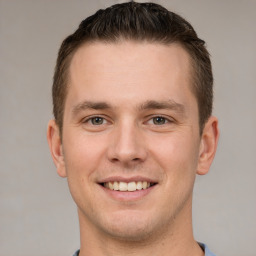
{"left": 72, "top": 250, "right": 80, "bottom": 256}
{"left": 72, "top": 245, "right": 216, "bottom": 256}
{"left": 199, "top": 243, "right": 217, "bottom": 256}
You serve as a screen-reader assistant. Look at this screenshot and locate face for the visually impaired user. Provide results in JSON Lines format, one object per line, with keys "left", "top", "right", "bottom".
{"left": 48, "top": 41, "right": 218, "bottom": 242}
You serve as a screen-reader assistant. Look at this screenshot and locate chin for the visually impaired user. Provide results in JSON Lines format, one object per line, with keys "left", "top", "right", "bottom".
{"left": 100, "top": 211, "right": 160, "bottom": 242}
{"left": 106, "top": 225, "right": 152, "bottom": 242}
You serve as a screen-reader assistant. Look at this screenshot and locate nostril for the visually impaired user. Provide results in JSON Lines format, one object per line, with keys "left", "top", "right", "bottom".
{"left": 111, "top": 158, "right": 119, "bottom": 163}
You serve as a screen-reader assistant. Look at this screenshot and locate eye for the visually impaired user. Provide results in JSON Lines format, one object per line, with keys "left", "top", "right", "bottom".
{"left": 151, "top": 116, "right": 168, "bottom": 125}
{"left": 83, "top": 116, "right": 107, "bottom": 125}
{"left": 90, "top": 117, "right": 105, "bottom": 125}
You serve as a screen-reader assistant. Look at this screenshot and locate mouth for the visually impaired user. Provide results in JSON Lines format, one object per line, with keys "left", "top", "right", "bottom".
{"left": 100, "top": 181, "right": 156, "bottom": 192}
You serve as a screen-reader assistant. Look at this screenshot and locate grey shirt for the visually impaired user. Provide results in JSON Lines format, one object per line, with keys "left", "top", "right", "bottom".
{"left": 73, "top": 243, "right": 216, "bottom": 256}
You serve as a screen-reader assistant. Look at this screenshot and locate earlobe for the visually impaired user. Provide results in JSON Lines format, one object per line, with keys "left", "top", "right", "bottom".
{"left": 196, "top": 116, "right": 219, "bottom": 175}
{"left": 47, "top": 120, "right": 67, "bottom": 177}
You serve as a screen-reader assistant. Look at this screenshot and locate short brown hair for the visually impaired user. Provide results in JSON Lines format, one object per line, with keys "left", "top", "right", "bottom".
{"left": 52, "top": 1, "right": 213, "bottom": 135}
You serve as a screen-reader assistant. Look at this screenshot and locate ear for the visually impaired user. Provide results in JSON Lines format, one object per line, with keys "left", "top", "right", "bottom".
{"left": 196, "top": 116, "right": 219, "bottom": 175}
{"left": 47, "top": 120, "right": 67, "bottom": 177}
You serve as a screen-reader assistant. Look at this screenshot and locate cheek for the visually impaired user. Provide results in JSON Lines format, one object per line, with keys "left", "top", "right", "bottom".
{"left": 146, "top": 133, "right": 200, "bottom": 218}
{"left": 62, "top": 131, "right": 107, "bottom": 179}
{"left": 62, "top": 132, "right": 107, "bottom": 210}
{"left": 148, "top": 132, "right": 200, "bottom": 177}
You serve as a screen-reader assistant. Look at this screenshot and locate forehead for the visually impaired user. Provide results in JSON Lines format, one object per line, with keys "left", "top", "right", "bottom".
{"left": 67, "top": 41, "right": 196, "bottom": 110}
{"left": 70, "top": 41, "right": 192, "bottom": 77}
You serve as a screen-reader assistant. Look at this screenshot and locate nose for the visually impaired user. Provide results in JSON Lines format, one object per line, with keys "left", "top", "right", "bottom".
{"left": 107, "top": 121, "right": 147, "bottom": 166}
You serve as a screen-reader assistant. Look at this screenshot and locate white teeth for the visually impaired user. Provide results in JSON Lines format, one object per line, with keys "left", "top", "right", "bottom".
{"left": 127, "top": 182, "right": 136, "bottom": 191}
{"left": 113, "top": 181, "right": 119, "bottom": 190}
{"left": 109, "top": 182, "right": 113, "bottom": 190}
{"left": 103, "top": 181, "right": 153, "bottom": 191}
{"left": 142, "top": 181, "right": 147, "bottom": 189}
{"left": 119, "top": 182, "right": 128, "bottom": 191}
{"left": 136, "top": 181, "right": 142, "bottom": 190}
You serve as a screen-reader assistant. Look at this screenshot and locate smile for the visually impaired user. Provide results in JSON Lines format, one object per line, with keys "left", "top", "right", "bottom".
{"left": 103, "top": 181, "right": 155, "bottom": 191}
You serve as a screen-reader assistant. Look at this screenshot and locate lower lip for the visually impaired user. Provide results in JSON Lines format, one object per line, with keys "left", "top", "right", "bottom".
{"left": 99, "top": 185, "right": 156, "bottom": 201}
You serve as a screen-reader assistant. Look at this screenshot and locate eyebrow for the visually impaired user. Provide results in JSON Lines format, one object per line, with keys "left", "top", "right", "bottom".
{"left": 138, "top": 100, "right": 186, "bottom": 114}
{"left": 72, "top": 101, "right": 111, "bottom": 116}
{"left": 72, "top": 99, "right": 186, "bottom": 116}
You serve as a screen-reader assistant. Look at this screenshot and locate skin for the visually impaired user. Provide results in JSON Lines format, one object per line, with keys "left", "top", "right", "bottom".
{"left": 47, "top": 41, "right": 219, "bottom": 256}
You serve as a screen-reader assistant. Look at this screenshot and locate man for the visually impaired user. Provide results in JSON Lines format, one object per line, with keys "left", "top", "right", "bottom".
{"left": 47, "top": 2, "right": 219, "bottom": 256}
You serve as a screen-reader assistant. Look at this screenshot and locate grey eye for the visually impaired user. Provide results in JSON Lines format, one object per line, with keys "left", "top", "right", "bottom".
{"left": 153, "top": 116, "right": 166, "bottom": 125}
{"left": 91, "top": 117, "right": 104, "bottom": 125}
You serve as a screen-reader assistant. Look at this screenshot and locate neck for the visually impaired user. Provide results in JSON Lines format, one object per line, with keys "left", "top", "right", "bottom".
{"left": 78, "top": 198, "right": 204, "bottom": 256}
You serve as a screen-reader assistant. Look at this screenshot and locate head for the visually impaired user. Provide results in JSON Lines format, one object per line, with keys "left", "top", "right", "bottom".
{"left": 48, "top": 1, "right": 219, "bottom": 249}
{"left": 52, "top": 1, "right": 213, "bottom": 137}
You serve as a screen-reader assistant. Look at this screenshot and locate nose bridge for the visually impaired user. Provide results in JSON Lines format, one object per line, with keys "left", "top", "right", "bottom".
{"left": 107, "top": 117, "right": 147, "bottom": 164}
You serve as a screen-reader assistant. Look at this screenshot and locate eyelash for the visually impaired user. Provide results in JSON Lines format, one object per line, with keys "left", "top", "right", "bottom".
{"left": 82, "top": 116, "right": 108, "bottom": 125}
{"left": 147, "top": 116, "right": 173, "bottom": 125}
{"left": 82, "top": 115, "right": 173, "bottom": 126}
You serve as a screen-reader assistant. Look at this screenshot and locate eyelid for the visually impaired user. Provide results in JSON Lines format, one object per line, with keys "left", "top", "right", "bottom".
{"left": 146, "top": 115, "right": 175, "bottom": 125}
{"left": 81, "top": 114, "right": 175, "bottom": 126}
{"left": 82, "top": 115, "right": 110, "bottom": 125}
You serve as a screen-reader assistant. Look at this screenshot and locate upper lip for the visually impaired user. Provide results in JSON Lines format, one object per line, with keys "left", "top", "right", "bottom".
{"left": 98, "top": 176, "right": 157, "bottom": 184}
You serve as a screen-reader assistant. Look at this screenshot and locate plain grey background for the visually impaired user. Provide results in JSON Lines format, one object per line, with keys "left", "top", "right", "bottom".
{"left": 1, "top": 0, "right": 255, "bottom": 256}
